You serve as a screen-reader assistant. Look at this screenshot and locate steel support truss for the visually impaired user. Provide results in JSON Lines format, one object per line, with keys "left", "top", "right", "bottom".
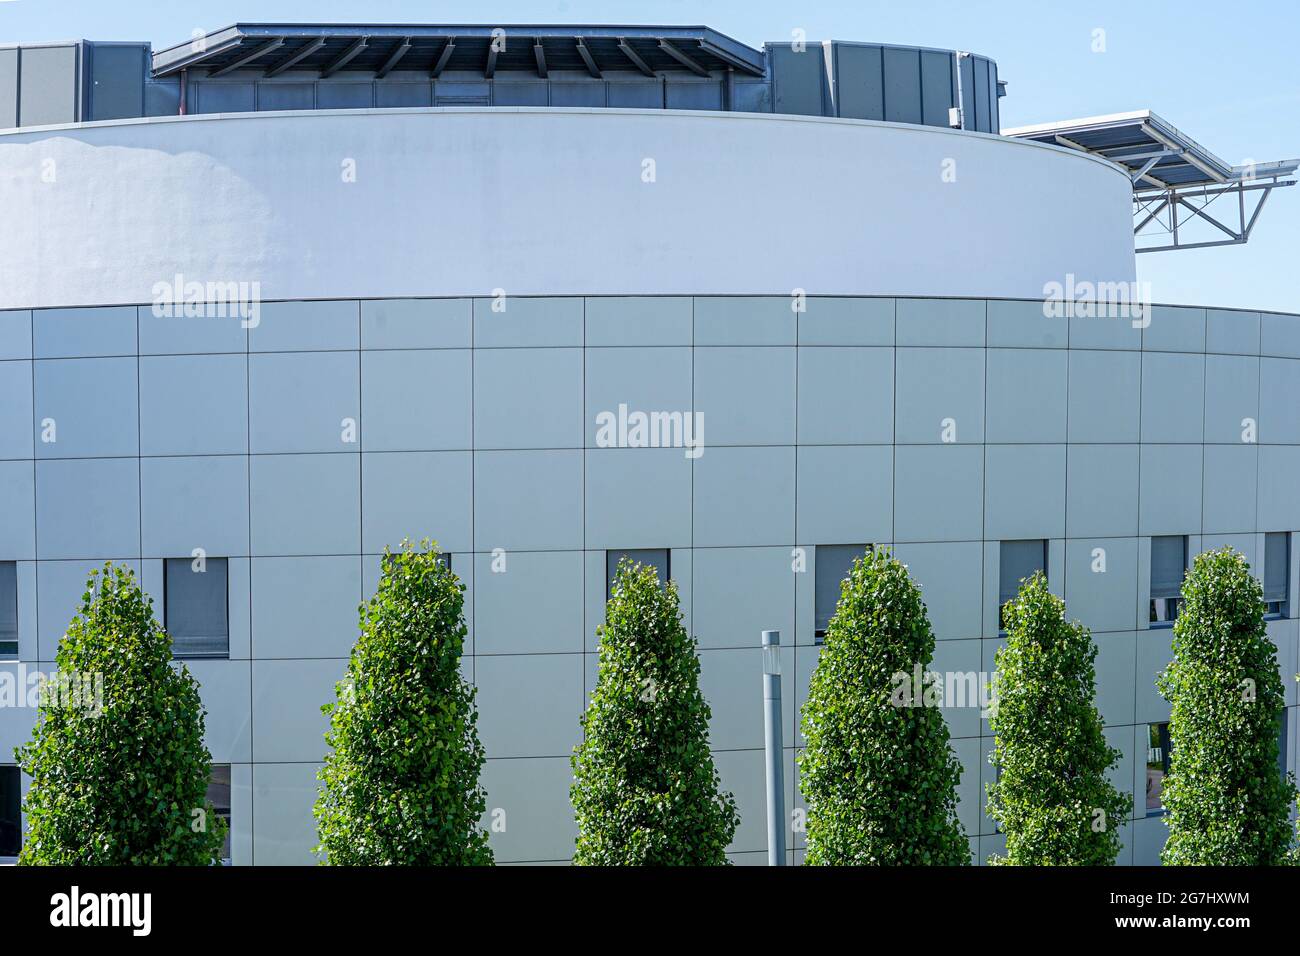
{"left": 1134, "top": 176, "right": 1294, "bottom": 253}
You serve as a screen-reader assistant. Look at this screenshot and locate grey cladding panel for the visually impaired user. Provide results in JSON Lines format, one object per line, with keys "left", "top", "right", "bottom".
{"left": 882, "top": 46, "right": 922, "bottom": 124}
{"left": 920, "top": 50, "right": 954, "bottom": 127}
{"left": 88, "top": 43, "right": 146, "bottom": 121}
{"left": 317, "top": 83, "right": 373, "bottom": 109}
{"left": 196, "top": 82, "right": 254, "bottom": 114}
{"left": 833, "top": 44, "right": 883, "bottom": 121}
{"left": 987, "top": 58, "right": 1001, "bottom": 132}
{"left": 376, "top": 82, "right": 432, "bottom": 108}
{"left": 493, "top": 82, "right": 548, "bottom": 107}
{"left": 550, "top": 82, "right": 605, "bottom": 107}
{"left": 0, "top": 49, "right": 16, "bottom": 129}
{"left": 144, "top": 77, "right": 181, "bottom": 117}
{"left": 731, "top": 80, "right": 771, "bottom": 113}
{"left": 665, "top": 81, "right": 722, "bottom": 111}
{"left": 769, "top": 44, "right": 827, "bottom": 116}
{"left": 972, "top": 56, "right": 990, "bottom": 132}
{"left": 435, "top": 80, "right": 489, "bottom": 101}
{"left": 19, "top": 45, "right": 79, "bottom": 127}
{"left": 607, "top": 82, "right": 663, "bottom": 109}
{"left": 257, "top": 83, "right": 314, "bottom": 111}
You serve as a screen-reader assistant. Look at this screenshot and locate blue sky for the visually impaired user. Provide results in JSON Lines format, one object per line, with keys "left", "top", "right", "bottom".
{"left": 4, "top": 0, "right": 1297, "bottom": 311}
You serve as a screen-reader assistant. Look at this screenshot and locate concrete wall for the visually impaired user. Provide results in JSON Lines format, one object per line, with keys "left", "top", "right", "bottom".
{"left": 0, "top": 295, "right": 1297, "bottom": 864}
{"left": 0, "top": 108, "right": 1133, "bottom": 311}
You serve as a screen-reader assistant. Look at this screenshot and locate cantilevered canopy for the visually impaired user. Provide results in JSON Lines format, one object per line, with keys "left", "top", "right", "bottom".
{"left": 152, "top": 24, "right": 768, "bottom": 79}
{"left": 1006, "top": 110, "right": 1298, "bottom": 253}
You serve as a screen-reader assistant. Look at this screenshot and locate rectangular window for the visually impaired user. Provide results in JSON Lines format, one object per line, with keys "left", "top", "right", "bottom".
{"left": 815, "top": 544, "right": 870, "bottom": 643}
{"left": 999, "top": 540, "right": 1047, "bottom": 631}
{"left": 0, "top": 764, "right": 19, "bottom": 858}
{"left": 208, "top": 764, "right": 232, "bottom": 865}
{"left": 606, "top": 549, "right": 669, "bottom": 599}
{"left": 165, "top": 558, "right": 229, "bottom": 659}
{"left": 1264, "top": 532, "right": 1290, "bottom": 618}
{"left": 0, "top": 561, "right": 16, "bottom": 660}
{"left": 1146, "top": 723, "right": 1171, "bottom": 815}
{"left": 1149, "top": 535, "right": 1188, "bottom": 627}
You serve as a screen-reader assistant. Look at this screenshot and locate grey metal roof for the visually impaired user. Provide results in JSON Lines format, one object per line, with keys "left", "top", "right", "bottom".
{"left": 1004, "top": 110, "right": 1298, "bottom": 191}
{"left": 152, "top": 24, "right": 768, "bottom": 79}
{"left": 1007, "top": 110, "right": 1298, "bottom": 253}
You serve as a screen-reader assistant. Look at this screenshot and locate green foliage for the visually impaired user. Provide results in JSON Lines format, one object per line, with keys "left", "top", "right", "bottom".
{"left": 315, "top": 541, "right": 491, "bottom": 865}
{"left": 572, "top": 559, "right": 738, "bottom": 865}
{"left": 986, "top": 573, "right": 1129, "bottom": 865}
{"left": 1158, "top": 547, "right": 1297, "bottom": 865}
{"left": 799, "top": 549, "right": 968, "bottom": 865}
{"left": 16, "top": 563, "right": 226, "bottom": 865}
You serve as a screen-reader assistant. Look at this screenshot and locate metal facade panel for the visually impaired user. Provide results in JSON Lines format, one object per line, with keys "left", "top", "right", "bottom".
{"left": 983, "top": 57, "right": 998, "bottom": 132}
{"left": 920, "top": 50, "right": 954, "bottom": 127}
{"left": 731, "top": 80, "right": 771, "bottom": 113}
{"left": 19, "top": 44, "right": 79, "bottom": 127}
{"left": 257, "top": 82, "right": 314, "bottom": 111}
{"left": 972, "top": 55, "right": 991, "bottom": 132}
{"left": 0, "top": 49, "right": 16, "bottom": 129}
{"left": 144, "top": 77, "right": 181, "bottom": 116}
{"left": 769, "top": 43, "right": 827, "bottom": 117}
{"left": 989, "top": 59, "right": 1001, "bottom": 131}
{"left": 607, "top": 81, "right": 663, "bottom": 109}
{"left": 87, "top": 43, "right": 146, "bottom": 121}
{"left": 665, "top": 80, "right": 723, "bottom": 111}
{"left": 549, "top": 82, "right": 605, "bottom": 107}
{"left": 493, "top": 81, "right": 549, "bottom": 107}
{"left": 882, "top": 46, "right": 922, "bottom": 124}
{"left": 375, "top": 82, "right": 431, "bottom": 108}
{"left": 316, "top": 82, "right": 374, "bottom": 109}
{"left": 196, "top": 81, "right": 255, "bottom": 114}
{"left": 833, "top": 43, "right": 883, "bottom": 121}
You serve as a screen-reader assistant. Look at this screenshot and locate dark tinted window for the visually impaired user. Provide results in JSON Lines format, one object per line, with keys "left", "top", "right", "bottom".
{"left": 0, "top": 765, "right": 19, "bottom": 857}
{"left": 1150, "top": 536, "right": 1188, "bottom": 626}
{"left": 165, "top": 558, "right": 229, "bottom": 658}
{"left": 999, "top": 540, "right": 1047, "bottom": 629}
{"left": 0, "top": 561, "right": 16, "bottom": 659}
{"left": 815, "top": 545, "right": 869, "bottom": 641}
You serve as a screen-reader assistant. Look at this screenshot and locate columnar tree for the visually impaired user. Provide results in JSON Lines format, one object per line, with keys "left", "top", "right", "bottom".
{"left": 17, "top": 564, "right": 226, "bottom": 865}
{"left": 315, "top": 541, "right": 492, "bottom": 865}
{"left": 1158, "top": 547, "right": 1296, "bottom": 865}
{"left": 986, "top": 573, "right": 1130, "bottom": 864}
{"left": 799, "top": 549, "right": 968, "bottom": 865}
{"left": 571, "top": 559, "right": 739, "bottom": 864}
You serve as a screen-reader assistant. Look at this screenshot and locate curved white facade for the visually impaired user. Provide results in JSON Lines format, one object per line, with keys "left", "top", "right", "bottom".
{"left": 1, "top": 104, "right": 1294, "bottom": 869}
{"left": 0, "top": 108, "right": 1134, "bottom": 310}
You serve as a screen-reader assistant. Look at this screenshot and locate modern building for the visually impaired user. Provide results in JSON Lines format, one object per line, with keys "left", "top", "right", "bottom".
{"left": 0, "top": 23, "right": 1296, "bottom": 865}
